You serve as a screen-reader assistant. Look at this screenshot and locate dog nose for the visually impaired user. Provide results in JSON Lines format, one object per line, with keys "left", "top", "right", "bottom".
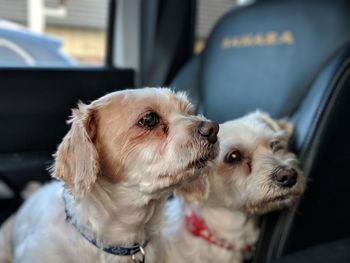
{"left": 197, "top": 121, "right": 219, "bottom": 144}
{"left": 273, "top": 167, "right": 298, "bottom": 188}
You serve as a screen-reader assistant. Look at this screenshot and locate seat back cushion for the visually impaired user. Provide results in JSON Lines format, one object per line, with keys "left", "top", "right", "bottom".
{"left": 200, "top": 0, "right": 350, "bottom": 122}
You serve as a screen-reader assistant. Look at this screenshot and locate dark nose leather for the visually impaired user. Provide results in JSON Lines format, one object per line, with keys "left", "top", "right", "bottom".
{"left": 197, "top": 121, "right": 219, "bottom": 144}
{"left": 273, "top": 167, "right": 298, "bottom": 188}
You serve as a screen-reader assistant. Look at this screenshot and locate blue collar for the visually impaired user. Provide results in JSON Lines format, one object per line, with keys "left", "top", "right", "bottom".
{"left": 63, "top": 193, "right": 149, "bottom": 258}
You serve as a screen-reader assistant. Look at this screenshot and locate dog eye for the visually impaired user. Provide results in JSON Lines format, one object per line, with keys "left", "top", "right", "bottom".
{"left": 225, "top": 150, "right": 242, "bottom": 164}
{"left": 270, "top": 140, "right": 283, "bottom": 152}
{"left": 138, "top": 112, "right": 160, "bottom": 129}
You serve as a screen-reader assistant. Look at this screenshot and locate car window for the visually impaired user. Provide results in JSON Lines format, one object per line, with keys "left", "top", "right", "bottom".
{"left": 195, "top": 0, "right": 253, "bottom": 54}
{"left": 0, "top": 0, "right": 108, "bottom": 67}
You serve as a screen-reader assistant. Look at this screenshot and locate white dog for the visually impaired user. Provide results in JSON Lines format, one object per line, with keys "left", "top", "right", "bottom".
{"left": 162, "top": 111, "right": 305, "bottom": 263}
{"left": 0, "top": 88, "right": 219, "bottom": 263}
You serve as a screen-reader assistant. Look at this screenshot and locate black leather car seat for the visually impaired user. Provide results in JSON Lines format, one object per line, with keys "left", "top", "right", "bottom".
{"left": 172, "top": 0, "right": 350, "bottom": 261}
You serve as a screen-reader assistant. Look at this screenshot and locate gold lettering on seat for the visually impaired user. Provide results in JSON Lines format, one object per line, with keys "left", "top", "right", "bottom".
{"left": 240, "top": 35, "right": 255, "bottom": 46}
{"left": 221, "top": 31, "right": 294, "bottom": 49}
{"left": 265, "top": 32, "right": 279, "bottom": 45}
{"left": 254, "top": 34, "right": 265, "bottom": 46}
{"left": 280, "top": 31, "right": 294, "bottom": 45}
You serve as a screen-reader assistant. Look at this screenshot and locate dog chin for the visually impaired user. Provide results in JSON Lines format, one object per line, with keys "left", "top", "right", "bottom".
{"left": 140, "top": 157, "right": 212, "bottom": 196}
{"left": 244, "top": 192, "right": 302, "bottom": 215}
{"left": 170, "top": 147, "right": 218, "bottom": 202}
{"left": 151, "top": 146, "right": 219, "bottom": 199}
{"left": 168, "top": 153, "right": 214, "bottom": 185}
{"left": 141, "top": 140, "right": 219, "bottom": 199}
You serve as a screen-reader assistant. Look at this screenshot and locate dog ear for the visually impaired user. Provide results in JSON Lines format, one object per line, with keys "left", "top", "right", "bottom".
{"left": 175, "top": 175, "right": 209, "bottom": 203}
{"left": 276, "top": 118, "right": 294, "bottom": 138}
{"left": 51, "top": 103, "right": 99, "bottom": 200}
{"left": 255, "top": 111, "right": 294, "bottom": 138}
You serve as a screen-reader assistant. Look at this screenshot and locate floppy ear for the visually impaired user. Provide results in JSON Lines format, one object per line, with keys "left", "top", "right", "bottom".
{"left": 175, "top": 175, "right": 209, "bottom": 203}
{"left": 276, "top": 118, "right": 294, "bottom": 139}
{"left": 51, "top": 103, "right": 99, "bottom": 200}
{"left": 255, "top": 111, "right": 294, "bottom": 139}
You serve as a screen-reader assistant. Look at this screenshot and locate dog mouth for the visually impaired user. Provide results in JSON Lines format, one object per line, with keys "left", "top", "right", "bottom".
{"left": 187, "top": 144, "right": 219, "bottom": 170}
{"left": 158, "top": 152, "right": 213, "bottom": 181}
{"left": 263, "top": 187, "right": 306, "bottom": 204}
{"left": 244, "top": 192, "right": 302, "bottom": 214}
{"left": 158, "top": 154, "right": 210, "bottom": 183}
{"left": 188, "top": 155, "right": 210, "bottom": 169}
{"left": 157, "top": 143, "right": 218, "bottom": 188}
{"left": 187, "top": 147, "right": 218, "bottom": 170}
{"left": 263, "top": 193, "right": 298, "bottom": 204}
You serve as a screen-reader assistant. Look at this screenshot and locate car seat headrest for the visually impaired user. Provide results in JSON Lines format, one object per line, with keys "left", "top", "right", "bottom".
{"left": 201, "top": 0, "right": 350, "bottom": 122}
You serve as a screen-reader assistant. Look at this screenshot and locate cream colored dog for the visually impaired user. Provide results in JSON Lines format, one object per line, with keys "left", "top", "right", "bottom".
{"left": 162, "top": 111, "right": 305, "bottom": 263}
{"left": 0, "top": 88, "right": 219, "bottom": 263}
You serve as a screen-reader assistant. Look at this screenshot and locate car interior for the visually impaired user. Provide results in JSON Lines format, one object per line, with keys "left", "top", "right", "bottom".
{"left": 1, "top": 0, "right": 350, "bottom": 262}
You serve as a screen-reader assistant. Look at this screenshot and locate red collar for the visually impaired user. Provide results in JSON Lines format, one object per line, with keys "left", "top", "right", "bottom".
{"left": 185, "top": 209, "right": 252, "bottom": 254}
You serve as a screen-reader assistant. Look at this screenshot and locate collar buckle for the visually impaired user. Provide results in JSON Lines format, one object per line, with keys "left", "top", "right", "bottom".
{"left": 131, "top": 245, "right": 145, "bottom": 263}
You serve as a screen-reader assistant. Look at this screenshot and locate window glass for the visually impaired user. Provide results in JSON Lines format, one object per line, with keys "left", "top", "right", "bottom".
{"left": 195, "top": 0, "right": 254, "bottom": 54}
{"left": 0, "top": 0, "right": 108, "bottom": 67}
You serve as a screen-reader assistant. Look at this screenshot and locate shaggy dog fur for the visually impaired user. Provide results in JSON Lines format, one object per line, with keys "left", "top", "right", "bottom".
{"left": 162, "top": 111, "right": 305, "bottom": 263}
{"left": 0, "top": 88, "right": 219, "bottom": 263}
